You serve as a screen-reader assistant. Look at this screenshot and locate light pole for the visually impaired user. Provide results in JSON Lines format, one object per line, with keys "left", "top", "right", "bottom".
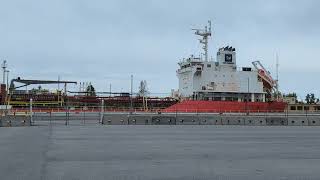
{"left": 246, "top": 77, "right": 250, "bottom": 115}
{"left": 2, "top": 60, "right": 7, "bottom": 84}
{"left": 130, "top": 75, "right": 133, "bottom": 112}
{"left": 5, "top": 70, "right": 9, "bottom": 92}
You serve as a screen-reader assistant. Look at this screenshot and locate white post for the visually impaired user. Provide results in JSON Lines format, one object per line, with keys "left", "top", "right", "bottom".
{"left": 100, "top": 99, "right": 104, "bottom": 123}
{"left": 30, "top": 98, "right": 33, "bottom": 123}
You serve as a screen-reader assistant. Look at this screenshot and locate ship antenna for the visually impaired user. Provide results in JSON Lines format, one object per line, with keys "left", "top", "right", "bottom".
{"left": 192, "top": 20, "right": 212, "bottom": 62}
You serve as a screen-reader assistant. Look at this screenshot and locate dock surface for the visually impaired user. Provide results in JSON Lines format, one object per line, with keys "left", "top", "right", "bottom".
{"left": 1, "top": 125, "right": 320, "bottom": 180}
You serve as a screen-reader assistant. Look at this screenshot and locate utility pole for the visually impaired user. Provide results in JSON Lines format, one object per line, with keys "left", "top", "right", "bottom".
{"left": 58, "top": 75, "right": 60, "bottom": 91}
{"left": 246, "top": 77, "right": 250, "bottom": 115}
{"left": 109, "top": 83, "right": 112, "bottom": 97}
{"left": 276, "top": 53, "right": 279, "bottom": 101}
{"left": 130, "top": 75, "right": 133, "bottom": 112}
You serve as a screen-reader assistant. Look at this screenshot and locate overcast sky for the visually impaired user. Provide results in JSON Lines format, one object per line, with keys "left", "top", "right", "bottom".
{"left": 1, "top": 0, "right": 319, "bottom": 99}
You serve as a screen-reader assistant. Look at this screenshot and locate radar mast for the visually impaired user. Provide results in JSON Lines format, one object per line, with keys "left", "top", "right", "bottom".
{"left": 192, "top": 20, "right": 212, "bottom": 62}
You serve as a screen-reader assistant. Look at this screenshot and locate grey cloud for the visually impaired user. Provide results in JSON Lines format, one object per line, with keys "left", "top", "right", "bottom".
{"left": 0, "top": 0, "right": 319, "bottom": 97}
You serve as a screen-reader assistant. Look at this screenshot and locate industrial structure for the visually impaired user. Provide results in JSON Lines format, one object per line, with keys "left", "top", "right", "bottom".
{"left": 0, "top": 61, "right": 177, "bottom": 112}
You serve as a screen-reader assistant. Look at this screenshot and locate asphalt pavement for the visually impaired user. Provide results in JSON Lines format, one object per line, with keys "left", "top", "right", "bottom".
{"left": 1, "top": 124, "right": 320, "bottom": 180}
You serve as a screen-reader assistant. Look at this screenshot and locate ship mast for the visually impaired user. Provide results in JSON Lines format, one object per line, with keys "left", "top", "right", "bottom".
{"left": 192, "top": 20, "right": 212, "bottom": 61}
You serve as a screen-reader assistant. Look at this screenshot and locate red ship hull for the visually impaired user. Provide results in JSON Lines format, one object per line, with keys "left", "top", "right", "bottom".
{"left": 163, "top": 100, "right": 287, "bottom": 113}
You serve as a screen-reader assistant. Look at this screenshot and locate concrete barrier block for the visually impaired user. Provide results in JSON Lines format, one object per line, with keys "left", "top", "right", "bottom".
{"left": 266, "top": 117, "right": 288, "bottom": 126}
{"left": 194, "top": 115, "right": 222, "bottom": 125}
{"left": 198, "top": 115, "right": 219, "bottom": 125}
{"left": 288, "top": 116, "right": 308, "bottom": 126}
{"left": 151, "top": 116, "right": 176, "bottom": 125}
{"left": 221, "top": 116, "right": 245, "bottom": 125}
{"left": 128, "top": 115, "right": 152, "bottom": 125}
{"left": 243, "top": 116, "right": 266, "bottom": 126}
{"left": 254, "top": 117, "right": 267, "bottom": 126}
{"left": 198, "top": 117, "right": 209, "bottom": 125}
{"left": 0, "top": 116, "right": 31, "bottom": 127}
{"left": 176, "top": 115, "right": 200, "bottom": 125}
{"left": 102, "top": 114, "right": 128, "bottom": 125}
{"left": 244, "top": 116, "right": 257, "bottom": 126}
{"left": 307, "top": 116, "right": 320, "bottom": 126}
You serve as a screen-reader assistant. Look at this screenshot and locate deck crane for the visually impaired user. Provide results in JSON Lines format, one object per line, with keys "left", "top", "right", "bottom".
{"left": 7, "top": 78, "right": 77, "bottom": 106}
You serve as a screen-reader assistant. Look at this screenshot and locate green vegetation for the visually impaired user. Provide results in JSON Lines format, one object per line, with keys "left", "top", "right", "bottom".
{"left": 305, "top": 93, "right": 319, "bottom": 104}
{"left": 86, "top": 83, "right": 96, "bottom": 96}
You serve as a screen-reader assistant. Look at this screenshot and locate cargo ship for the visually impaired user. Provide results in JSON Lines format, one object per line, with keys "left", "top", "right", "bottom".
{"left": 164, "top": 21, "right": 286, "bottom": 113}
{"left": 0, "top": 21, "right": 286, "bottom": 113}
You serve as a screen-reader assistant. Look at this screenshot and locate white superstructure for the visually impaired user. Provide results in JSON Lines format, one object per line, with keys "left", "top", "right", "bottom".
{"left": 177, "top": 22, "right": 272, "bottom": 102}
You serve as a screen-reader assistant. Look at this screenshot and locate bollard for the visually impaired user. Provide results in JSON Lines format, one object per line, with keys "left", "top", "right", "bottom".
{"left": 100, "top": 100, "right": 104, "bottom": 124}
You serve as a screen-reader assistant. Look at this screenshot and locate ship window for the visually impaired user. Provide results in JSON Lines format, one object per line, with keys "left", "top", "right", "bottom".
{"left": 207, "top": 64, "right": 211, "bottom": 68}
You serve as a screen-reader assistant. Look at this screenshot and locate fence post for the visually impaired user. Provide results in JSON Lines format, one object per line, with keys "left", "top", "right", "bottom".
{"left": 65, "top": 107, "right": 69, "bottom": 126}
{"left": 49, "top": 111, "right": 52, "bottom": 125}
{"left": 100, "top": 99, "right": 104, "bottom": 124}
{"left": 83, "top": 108, "right": 86, "bottom": 124}
{"left": 30, "top": 98, "right": 33, "bottom": 124}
